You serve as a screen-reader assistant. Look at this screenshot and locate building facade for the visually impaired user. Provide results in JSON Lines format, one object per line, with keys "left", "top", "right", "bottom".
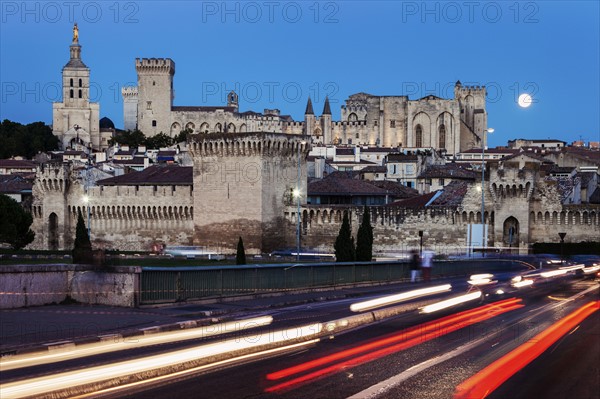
{"left": 123, "top": 56, "right": 486, "bottom": 154}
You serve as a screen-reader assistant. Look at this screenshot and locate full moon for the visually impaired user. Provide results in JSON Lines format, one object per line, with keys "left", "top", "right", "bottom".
{"left": 518, "top": 93, "right": 533, "bottom": 108}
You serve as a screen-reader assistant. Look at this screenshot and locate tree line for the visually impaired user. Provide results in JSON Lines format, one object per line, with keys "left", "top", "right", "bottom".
{"left": 108, "top": 129, "right": 189, "bottom": 149}
{"left": 0, "top": 120, "right": 59, "bottom": 159}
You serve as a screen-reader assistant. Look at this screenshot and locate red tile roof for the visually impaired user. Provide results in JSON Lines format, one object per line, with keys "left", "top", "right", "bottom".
{"left": 97, "top": 165, "right": 192, "bottom": 186}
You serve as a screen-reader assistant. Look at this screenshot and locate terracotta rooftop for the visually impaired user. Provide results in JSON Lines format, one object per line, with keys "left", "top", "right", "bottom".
{"left": 387, "top": 153, "right": 418, "bottom": 162}
{"left": 0, "top": 175, "right": 33, "bottom": 194}
{"left": 418, "top": 164, "right": 477, "bottom": 180}
{"left": 0, "top": 159, "right": 37, "bottom": 169}
{"left": 308, "top": 175, "right": 390, "bottom": 196}
{"left": 172, "top": 106, "right": 237, "bottom": 113}
{"left": 97, "top": 165, "right": 192, "bottom": 186}
{"left": 369, "top": 180, "right": 419, "bottom": 199}
{"left": 389, "top": 181, "right": 468, "bottom": 208}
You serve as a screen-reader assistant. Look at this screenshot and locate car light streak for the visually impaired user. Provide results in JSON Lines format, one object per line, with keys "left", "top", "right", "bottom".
{"left": 265, "top": 298, "right": 523, "bottom": 393}
{"left": 583, "top": 265, "right": 600, "bottom": 274}
{"left": 0, "top": 322, "right": 321, "bottom": 399}
{"left": 454, "top": 300, "right": 600, "bottom": 399}
{"left": 0, "top": 316, "right": 274, "bottom": 371}
{"left": 349, "top": 284, "right": 452, "bottom": 312}
{"left": 71, "top": 339, "right": 321, "bottom": 399}
{"left": 420, "top": 291, "right": 482, "bottom": 313}
{"left": 512, "top": 279, "right": 534, "bottom": 288}
{"left": 467, "top": 273, "right": 496, "bottom": 286}
{"left": 540, "top": 269, "right": 569, "bottom": 278}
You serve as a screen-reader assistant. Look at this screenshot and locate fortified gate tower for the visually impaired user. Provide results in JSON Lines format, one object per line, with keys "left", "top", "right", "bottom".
{"left": 189, "top": 133, "right": 310, "bottom": 254}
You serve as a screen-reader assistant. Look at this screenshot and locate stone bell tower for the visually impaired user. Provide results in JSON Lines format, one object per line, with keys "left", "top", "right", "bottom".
{"left": 52, "top": 24, "right": 100, "bottom": 150}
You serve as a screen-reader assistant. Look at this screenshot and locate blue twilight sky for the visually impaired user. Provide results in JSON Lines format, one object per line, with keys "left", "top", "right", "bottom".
{"left": 1, "top": 1, "right": 598, "bottom": 147}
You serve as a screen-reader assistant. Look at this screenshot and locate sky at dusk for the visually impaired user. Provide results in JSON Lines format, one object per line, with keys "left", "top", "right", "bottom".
{"left": 1, "top": 1, "right": 598, "bottom": 147}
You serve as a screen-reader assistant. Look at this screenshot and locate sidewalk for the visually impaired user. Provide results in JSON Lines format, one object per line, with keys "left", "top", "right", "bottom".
{"left": 0, "top": 281, "right": 419, "bottom": 354}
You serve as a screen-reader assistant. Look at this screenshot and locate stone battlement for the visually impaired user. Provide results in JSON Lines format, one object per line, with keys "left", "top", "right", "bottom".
{"left": 189, "top": 132, "right": 310, "bottom": 158}
{"left": 135, "top": 58, "right": 175, "bottom": 74}
{"left": 121, "top": 86, "right": 138, "bottom": 97}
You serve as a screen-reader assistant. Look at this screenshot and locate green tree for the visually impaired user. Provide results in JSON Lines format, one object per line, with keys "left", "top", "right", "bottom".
{"left": 173, "top": 128, "right": 192, "bottom": 144}
{"left": 236, "top": 236, "right": 247, "bottom": 265}
{"left": 334, "top": 211, "right": 355, "bottom": 262}
{"left": 108, "top": 129, "right": 146, "bottom": 148}
{"left": 73, "top": 209, "right": 92, "bottom": 263}
{"left": 0, "top": 119, "right": 58, "bottom": 159}
{"left": 0, "top": 194, "right": 35, "bottom": 250}
{"left": 145, "top": 132, "right": 173, "bottom": 149}
{"left": 356, "top": 206, "right": 373, "bottom": 261}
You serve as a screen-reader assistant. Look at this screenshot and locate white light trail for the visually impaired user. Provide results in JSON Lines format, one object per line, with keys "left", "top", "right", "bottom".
{"left": 1, "top": 316, "right": 273, "bottom": 371}
{"left": 420, "top": 291, "right": 482, "bottom": 314}
{"left": 0, "top": 322, "right": 322, "bottom": 399}
{"left": 350, "top": 284, "right": 452, "bottom": 312}
{"left": 512, "top": 279, "right": 534, "bottom": 288}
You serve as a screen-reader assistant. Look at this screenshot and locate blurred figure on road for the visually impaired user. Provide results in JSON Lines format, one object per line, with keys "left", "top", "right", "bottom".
{"left": 410, "top": 249, "right": 421, "bottom": 282}
{"left": 422, "top": 250, "right": 434, "bottom": 282}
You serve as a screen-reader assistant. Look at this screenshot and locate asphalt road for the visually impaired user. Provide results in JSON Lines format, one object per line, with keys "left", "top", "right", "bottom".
{"left": 110, "top": 281, "right": 599, "bottom": 399}
{"left": 1, "top": 277, "right": 598, "bottom": 399}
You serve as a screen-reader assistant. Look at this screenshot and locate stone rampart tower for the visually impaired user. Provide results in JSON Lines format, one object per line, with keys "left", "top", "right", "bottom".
{"left": 454, "top": 81, "right": 487, "bottom": 142}
{"left": 30, "top": 163, "right": 73, "bottom": 251}
{"left": 135, "top": 58, "right": 175, "bottom": 136}
{"left": 189, "top": 133, "right": 310, "bottom": 254}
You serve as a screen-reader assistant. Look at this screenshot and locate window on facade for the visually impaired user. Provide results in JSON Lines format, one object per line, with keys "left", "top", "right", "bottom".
{"left": 78, "top": 90, "right": 82, "bottom": 98}
{"left": 153, "top": 81, "right": 156, "bottom": 86}
{"left": 374, "top": 120, "right": 378, "bottom": 127}
{"left": 406, "top": 182, "right": 413, "bottom": 188}
{"left": 348, "top": 139, "right": 353, "bottom": 145}
{"left": 70, "top": 78, "right": 73, "bottom": 87}
{"left": 147, "top": 101, "right": 152, "bottom": 110}
{"left": 416, "top": 125, "right": 423, "bottom": 147}
{"left": 152, "top": 120, "right": 157, "bottom": 127}
{"left": 79, "top": 79, "right": 82, "bottom": 87}
{"left": 439, "top": 124, "right": 446, "bottom": 149}
{"left": 69, "top": 89, "right": 73, "bottom": 98}
{"left": 356, "top": 132, "right": 360, "bottom": 139}
{"left": 439, "top": 178, "right": 445, "bottom": 185}
{"left": 426, "top": 178, "right": 432, "bottom": 185}
{"left": 390, "top": 120, "right": 396, "bottom": 128}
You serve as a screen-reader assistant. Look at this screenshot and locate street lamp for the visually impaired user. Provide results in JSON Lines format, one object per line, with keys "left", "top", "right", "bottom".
{"left": 481, "top": 128, "right": 494, "bottom": 256}
{"left": 295, "top": 140, "right": 306, "bottom": 261}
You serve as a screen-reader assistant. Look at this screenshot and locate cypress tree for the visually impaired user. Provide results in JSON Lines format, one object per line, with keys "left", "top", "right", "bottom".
{"left": 334, "top": 211, "right": 355, "bottom": 262}
{"left": 236, "top": 236, "right": 246, "bottom": 265}
{"left": 73, "top": 208, "right": 92, "bottom": 263}
{"left": 356, "top": 206, "right": 374, "bottom": 261}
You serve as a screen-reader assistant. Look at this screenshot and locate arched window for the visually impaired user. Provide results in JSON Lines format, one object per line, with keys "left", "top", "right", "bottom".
{"left": 438, "top": 124, "right": 446, "bottom": 149}
{"left": 348, "top": 113, "right": 358, "bottom": 122}
{"left": 70, "top": 78, "right": 73, "bottom": 87}
{"left": 415, "top": 125, "right": 423, "bottom": 147}
{"left": 78, "top": 89, "right": 82, "bottom": 98}
{"left": 78, "top": 78, "right": 82, "bottom": 87}
{"left": 69, "top": 89, "right": 74, "bottom": 98}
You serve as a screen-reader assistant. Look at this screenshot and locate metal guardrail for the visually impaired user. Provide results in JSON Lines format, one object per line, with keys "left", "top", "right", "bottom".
{"left": 139, "top": 259, "right": 528, "bottom": 304}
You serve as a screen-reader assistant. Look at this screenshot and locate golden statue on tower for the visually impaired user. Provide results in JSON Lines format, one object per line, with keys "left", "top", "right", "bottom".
{"left": 73, "top": 23, "right": 79, "bottom": 42}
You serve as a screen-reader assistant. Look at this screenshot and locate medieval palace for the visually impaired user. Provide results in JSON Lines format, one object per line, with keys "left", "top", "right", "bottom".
{"left": 26, "top": 26, "right": 598, "bottom": 255}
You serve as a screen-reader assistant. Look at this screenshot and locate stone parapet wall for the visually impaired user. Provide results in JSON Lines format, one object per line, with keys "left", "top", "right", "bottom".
{"left": 0, "top": 265, "right": 141, "bottom": 309}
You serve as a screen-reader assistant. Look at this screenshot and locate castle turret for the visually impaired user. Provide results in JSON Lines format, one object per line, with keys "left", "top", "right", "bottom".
{"left": 136, "top": 58, "right": 175, "bottom": 137}
{"left": 189, "top": 133, "right": 310, "bottom": 254}
{"left": 320, "top": 96, "right": 332, "bottom": 143}
{"left": 304, "top": 97, "right": 315, "bottom": 136}
{"left": 122, "top": 86, "right": 138, "bottom": 131}
{"left": 227, "top": 90, "right": 239, "bottom": 111}
{"left": 454, "top": 81, "right": 487, "bottom": 145}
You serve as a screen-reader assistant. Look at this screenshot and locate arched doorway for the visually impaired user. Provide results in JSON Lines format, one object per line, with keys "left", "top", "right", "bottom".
{"left": 49, "top": 213, "right": 59, "bottom": 250}
{"left": 503, "top": 216, "right": 519, "bottom": 253}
